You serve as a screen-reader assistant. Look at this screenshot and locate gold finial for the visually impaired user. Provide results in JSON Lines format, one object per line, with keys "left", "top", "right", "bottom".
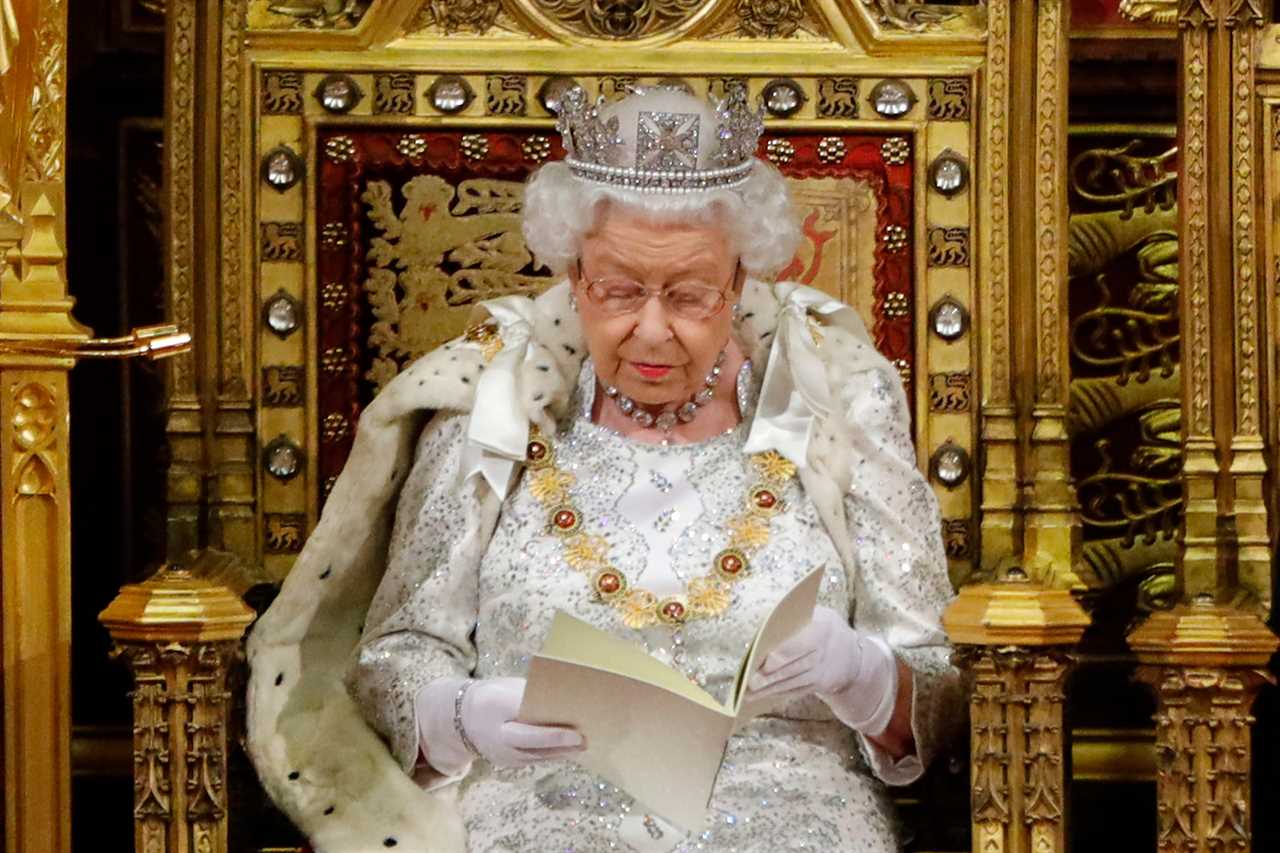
{"left": 943, "top": 568, "right": 1090, "bottom": 647}
{"left": 98, "top": 553, "right": 256, "bottom": 643}
{"left": 1128, "top": 601, "right": 1279, "bottom": 666}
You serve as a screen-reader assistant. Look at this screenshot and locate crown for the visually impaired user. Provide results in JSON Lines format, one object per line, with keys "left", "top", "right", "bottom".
{"left": 553, "top": 84, "right": 765, "bottom": 194}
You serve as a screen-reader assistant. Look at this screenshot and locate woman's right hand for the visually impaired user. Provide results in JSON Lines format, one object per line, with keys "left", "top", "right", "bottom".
{"left": 417, "top": 676, "right": 585, "bottom": 773}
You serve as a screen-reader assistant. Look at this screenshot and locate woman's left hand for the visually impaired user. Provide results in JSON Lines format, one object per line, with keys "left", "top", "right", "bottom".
{"left": 744, "top": 606, "right": 898, "bottom": 734}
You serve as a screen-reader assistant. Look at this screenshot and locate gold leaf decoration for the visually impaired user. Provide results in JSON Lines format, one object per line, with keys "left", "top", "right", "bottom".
{"left": 687, "top": 577, "right": 731, "bottom": 616}
{"left": 411, "top": 0, "right": 502, "bottom": 34}
{"left": 562, "top": 533, "right": 610, "bottom": 571}
{"left": 621, "top": 590, "right": 660, "bottom": 629}
{"left": 736, "top": 0, "right": 803, "bottom": 37}
{"left": 728, "top": 514, "right": 771, "bottom": 550}
{"left": 529, "top": 467, "right": 575, "bottom": 505}
{"left": 751, "top": 451, "right": 797, "bottom": 483}
{"left": 531, "top": 0, "right": 704, "bottom": 39}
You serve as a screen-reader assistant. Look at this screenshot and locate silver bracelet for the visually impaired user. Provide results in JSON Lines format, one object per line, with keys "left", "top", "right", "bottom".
{"left": 453, "top": 681, "right": 483, "bottom": 759}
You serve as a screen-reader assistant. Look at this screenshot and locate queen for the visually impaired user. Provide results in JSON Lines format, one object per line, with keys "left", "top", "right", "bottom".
{"left": 247, "top": 85, "right": 962, "bottom": 852}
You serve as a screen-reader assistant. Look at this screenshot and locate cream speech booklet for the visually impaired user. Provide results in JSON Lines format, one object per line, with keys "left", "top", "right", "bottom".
{"left": 518, "top": 566, "right": 824, "bottom": 831}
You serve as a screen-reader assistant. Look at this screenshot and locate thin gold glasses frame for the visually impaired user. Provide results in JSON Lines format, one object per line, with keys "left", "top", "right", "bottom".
{"left": 575, "top": 258, "right": 741, "bottom": 320}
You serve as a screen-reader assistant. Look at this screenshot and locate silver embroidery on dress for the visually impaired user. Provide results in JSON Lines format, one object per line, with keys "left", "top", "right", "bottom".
{"left": 349, "top": 349, "right": 958, "bottom": 853}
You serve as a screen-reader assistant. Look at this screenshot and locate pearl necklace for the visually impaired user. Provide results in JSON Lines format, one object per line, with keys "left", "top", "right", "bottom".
{"left": 603, "top": 351, "right": 727, "bottom": 437}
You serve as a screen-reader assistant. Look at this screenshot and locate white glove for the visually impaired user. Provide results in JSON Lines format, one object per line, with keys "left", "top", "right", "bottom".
{"left": 744, "top": 606, "right": 899, "bottom": 736}
{"left": 416, "top": 676, "right": 584, "bottom": 776}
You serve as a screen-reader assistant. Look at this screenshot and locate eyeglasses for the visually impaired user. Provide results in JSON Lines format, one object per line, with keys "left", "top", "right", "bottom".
{"left": 576, "top": 260, "right": 737, "bottom": 321}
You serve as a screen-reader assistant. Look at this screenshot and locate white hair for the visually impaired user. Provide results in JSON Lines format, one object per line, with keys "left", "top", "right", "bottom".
{"left": 520, "top": 159, "right": 801, "bottom": 279}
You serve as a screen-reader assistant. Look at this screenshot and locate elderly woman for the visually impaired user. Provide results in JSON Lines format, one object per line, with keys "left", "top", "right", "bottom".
{"left": 247, "top": 86, "right": 960, "bottom": 853}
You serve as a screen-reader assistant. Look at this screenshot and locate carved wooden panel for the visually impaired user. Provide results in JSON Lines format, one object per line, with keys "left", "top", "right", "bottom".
{"left": 1066, "top": 129, "right": 1179, "bottom": 605}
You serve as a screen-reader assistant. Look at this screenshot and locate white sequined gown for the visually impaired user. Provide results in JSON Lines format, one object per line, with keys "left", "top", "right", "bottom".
{"left": 348, "top": 360, "right": 959, "bottom": 853}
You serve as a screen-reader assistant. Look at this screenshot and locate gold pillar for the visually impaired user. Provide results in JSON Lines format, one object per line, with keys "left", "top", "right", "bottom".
{"left": 99, "top": 562, "right": 255, "bottom": 853}
{"left": 978, "top": 0, "right": 1023, "bottom": 574}
{"left": 162, "top": 0, "right": 257, "bottom": 560}
{"left": 1224, "top": 0, "right": 1269, "bottom": 609}
{"left": 209, "top": 0, "right": 257, "bottom": 560}
{"left": 1128, "top": 603, "right": 1276, "bottom": 852}
{"left": 983, "top": 0, "right": 1082, "bottom": 588}
{"left": 1, "top": 6, "right": 190, "bottom": 850}
{"left": 1125, "top": 0, "right": 1279, "bottom": 850}
{"left": 162, "top": 0, "right": 205, "bottom": 557}
{"left": 944, "top": 568, "right": 1090, "bottom": 853}
{"left": 1175, "top": 0, "right": 1231, "bottom": 596}
{"left": 1022, "top": 0, "right": 1081, "bottom": 590}
{"left": 0, "top": 3, "right": 82, "bottom": 852}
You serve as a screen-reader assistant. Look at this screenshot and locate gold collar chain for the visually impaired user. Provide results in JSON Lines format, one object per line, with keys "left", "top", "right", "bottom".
{"left": 524, "top": 428, "right": 798, "bottom": 629}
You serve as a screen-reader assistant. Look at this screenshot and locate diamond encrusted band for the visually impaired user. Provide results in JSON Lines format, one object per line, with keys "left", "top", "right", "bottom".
{"left": 453, "top": 681, "right": 483, "bottom": 759}
{"left": 564, "top": 156, "right": 753, "bottom": 194}
{"left": 554, "top": 83, "right": 764, "bottom": 195}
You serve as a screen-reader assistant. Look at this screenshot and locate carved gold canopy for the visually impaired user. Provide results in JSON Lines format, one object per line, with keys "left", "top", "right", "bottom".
{"left": 165, "top": 0, "right": 992, "bottom": 588}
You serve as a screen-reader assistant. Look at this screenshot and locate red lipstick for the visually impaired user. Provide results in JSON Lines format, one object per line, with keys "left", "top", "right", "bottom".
{"left": 631, "top": 362, "right": 673, "bottom": 380}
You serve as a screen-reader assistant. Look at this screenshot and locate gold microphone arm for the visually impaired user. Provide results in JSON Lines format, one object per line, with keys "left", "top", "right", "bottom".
{"left": 0, "top": 323, "right": 192, "bottom": 360}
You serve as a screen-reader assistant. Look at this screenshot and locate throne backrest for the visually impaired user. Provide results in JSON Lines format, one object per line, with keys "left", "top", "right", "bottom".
{"left": 307, "top": 121, "right": 922, "bottom": 484}
{"left": 159, "top": 4, "right": 999, "bottom": 850}
{"left": 223, "top": 5, "right": 987, "bottom": 597}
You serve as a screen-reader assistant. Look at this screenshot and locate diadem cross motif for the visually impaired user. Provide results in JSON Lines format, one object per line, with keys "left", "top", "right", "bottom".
{"left": 635, "top": 111, "right": 700, "bottom": 170}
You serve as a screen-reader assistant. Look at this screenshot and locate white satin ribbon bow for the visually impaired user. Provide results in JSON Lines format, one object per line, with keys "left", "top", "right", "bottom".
{"left": 460, "top": 296, "right": 541, "bottom": 499}
{"left": 742, "top": 283, "right": 875, "bottom": 472}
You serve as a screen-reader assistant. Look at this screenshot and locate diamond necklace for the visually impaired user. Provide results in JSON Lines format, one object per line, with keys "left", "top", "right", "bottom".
{"left": 603, "top": 350, "right": 727, "bottom": 437}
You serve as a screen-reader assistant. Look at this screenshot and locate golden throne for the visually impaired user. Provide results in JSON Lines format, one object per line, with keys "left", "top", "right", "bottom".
{"left": 144, "top": 3, "right": 1002, "bottom": 846}
{"left": 4, "top": 0, "right": 1279, "bottom": 850}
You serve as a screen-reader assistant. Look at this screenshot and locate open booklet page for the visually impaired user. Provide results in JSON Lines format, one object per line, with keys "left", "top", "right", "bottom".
{"left": 518, "top": 566, "right": 825, "bottom": 830}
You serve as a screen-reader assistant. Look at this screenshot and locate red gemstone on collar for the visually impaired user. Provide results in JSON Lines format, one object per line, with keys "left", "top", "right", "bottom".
{"left": 661, "top": 600, "right": 686, "bottom": 622}
{"left": 713, "top": 549, "right": 749, "bottom": 580}
{"left": 597, "top": 572, "right": 622, "bottom": 595}
{"left": 528, "top": 440, "right": 547, "bottom": 461}
{"left": 554, "top": 509, "right": 578, "bottom": 529}
{"left": 754, "top": 489, "right": 777, "bottom": 509}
